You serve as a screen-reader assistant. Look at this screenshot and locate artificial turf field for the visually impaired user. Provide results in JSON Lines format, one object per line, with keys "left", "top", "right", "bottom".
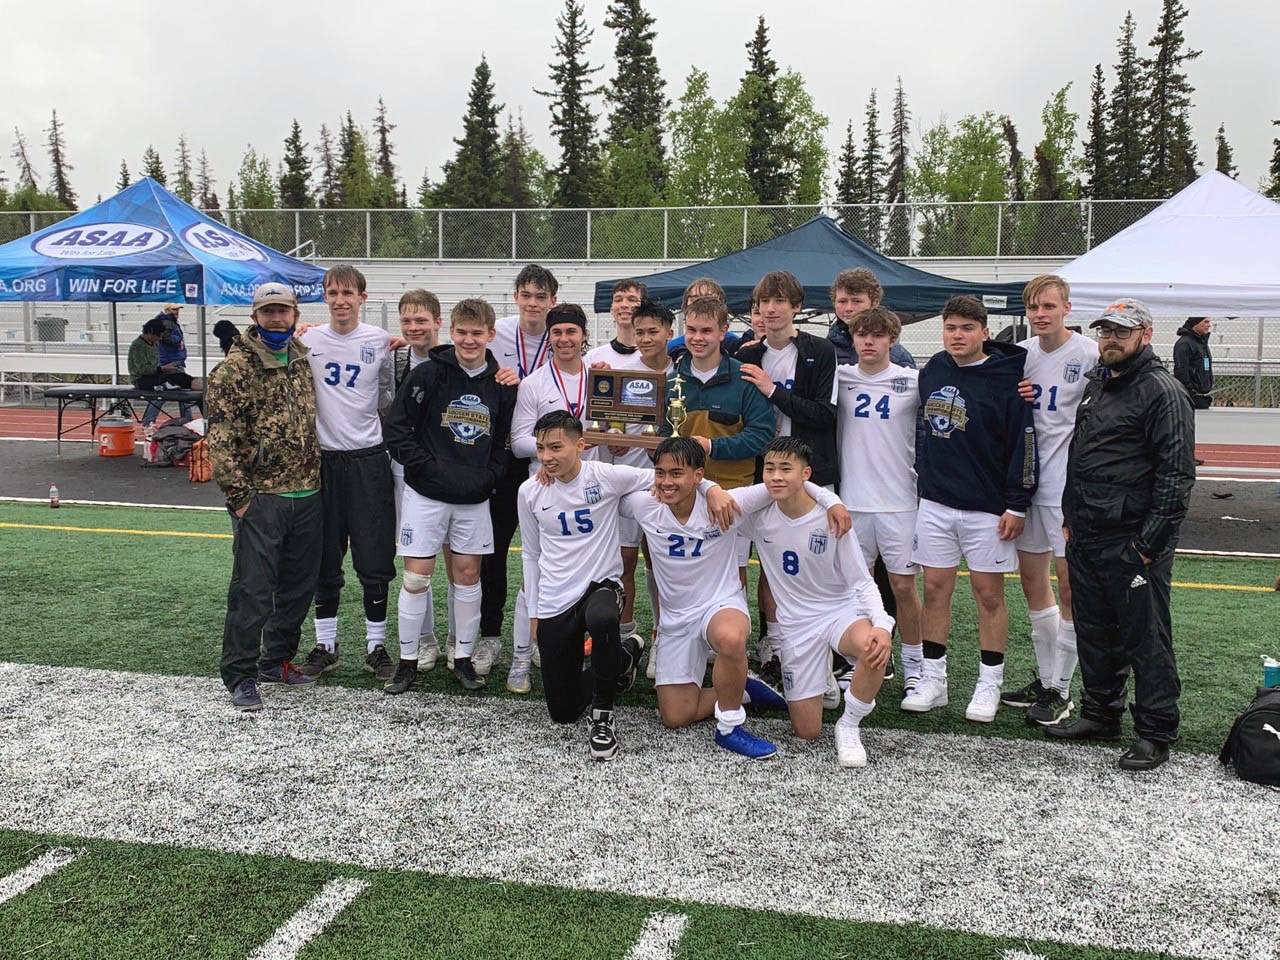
{"left": 1, "top": 500, "right": 1278, "bottom": 960}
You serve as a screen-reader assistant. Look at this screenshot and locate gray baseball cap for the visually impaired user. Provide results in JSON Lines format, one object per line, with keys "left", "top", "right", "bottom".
{"left": 1090, "top": 298, "right": 1154, "bottom": 330}
{"left": 251, "top": 281, "right": 297, "bottom": 309}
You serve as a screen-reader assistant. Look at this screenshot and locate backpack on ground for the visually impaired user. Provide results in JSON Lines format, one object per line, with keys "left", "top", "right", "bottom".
{"left": 144, "top": 421, "right": 200, "bottom": 468}
{"left": 1219, "top": 686, "right": 1280, "bottom": 787}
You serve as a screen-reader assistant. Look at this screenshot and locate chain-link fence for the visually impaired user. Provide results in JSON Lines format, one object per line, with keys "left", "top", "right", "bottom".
{"left": 0, "top": 199, "right": 1171, "bottom": 261}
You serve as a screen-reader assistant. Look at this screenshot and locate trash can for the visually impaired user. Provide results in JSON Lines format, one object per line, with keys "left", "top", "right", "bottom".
{"left": 34, "top": 315, "right": 68, "bottom": 342}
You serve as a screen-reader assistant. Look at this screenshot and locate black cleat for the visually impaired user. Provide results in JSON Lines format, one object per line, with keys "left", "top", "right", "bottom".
{"left": 452, "top": 656, "right": 485, "bottom": 690}
{"left": 1000, "top": 674, "right": 1045, "bottom": 709}
{"left": 1118, "top": 738, "right": 1169, "bottom": 771}
{"left": 882, "top": 658, "right": 896, "bottom": 683}
{"left": 364, "top": 645, "right": 394, "bottom": 681}
{"left": 384, "top": 658, "right": 419, "bottom": 695}
{"left": 1026, "top": 687, "right": 1073, "bottom": 726}
{"left": 615, "top": 635, "right": 643, "bottom": 695}
{"left": 759, "top": 654, "right": 783, "bottom": 689}
{"left": 588, "top": 708, "right": 619, "bottom": 761}
{"left": 231, "top": 678, "right": 262, "bottom": 711}
{"left": 296, "top": 644, "right": 339, "bottom": 678}
{"left": 1044, "top": 715, "right": 1122, "bottom": 742}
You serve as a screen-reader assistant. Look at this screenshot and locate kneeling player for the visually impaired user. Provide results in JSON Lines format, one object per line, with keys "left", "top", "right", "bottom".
{"left": 621, "top": 437, "right": 850, "bottom": 759}
{"left": 741, "top": 438, "right": 895, "bottom": 767}
{"left": 518, "top": 412, "right": 737, "bottom": 761}
{"left": 384, "top": 298, "right": 517, "bottom": 692}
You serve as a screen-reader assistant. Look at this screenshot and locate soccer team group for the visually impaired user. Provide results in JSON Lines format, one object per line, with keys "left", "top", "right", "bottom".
{"left": 206, "top": 263, "right": 1113, "bottom": 767}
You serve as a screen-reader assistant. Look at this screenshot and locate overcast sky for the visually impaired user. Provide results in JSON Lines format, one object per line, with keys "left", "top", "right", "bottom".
{"left": 7, "top": 0, "right": 1278, "bottom": 206}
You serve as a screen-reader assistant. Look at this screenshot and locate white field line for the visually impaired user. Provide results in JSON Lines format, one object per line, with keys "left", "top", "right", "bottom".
{"left": 1002, "top": 951, "right": 1050, "bottom": 960}
{"left": 245, "top": 877, "right": 369, "bottom": 960}
{"left": 0, "top": 496, "right": 223, "bottom": 511}
{"left": 0, "top": 847, "right": 84, "bottom": 905}
{"left": 624, "top": 912, "right": 689, "bottom": 960}
{"left": 1, "top": 662, "right": 1278, "bottom": 960}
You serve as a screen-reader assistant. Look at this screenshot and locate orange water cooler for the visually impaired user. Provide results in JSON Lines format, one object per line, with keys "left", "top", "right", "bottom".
{"left": 96, "top": 416, "right": 135, "bottom": 457}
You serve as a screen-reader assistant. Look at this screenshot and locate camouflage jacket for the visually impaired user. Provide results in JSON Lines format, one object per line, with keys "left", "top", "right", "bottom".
{"left": 205, "top": 329, "right": 320, "bottom": 510}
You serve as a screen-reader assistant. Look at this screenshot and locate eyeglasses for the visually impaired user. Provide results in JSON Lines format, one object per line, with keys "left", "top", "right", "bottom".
{"left": 1094, "top": 325, "right": 1139, "bottom": 340}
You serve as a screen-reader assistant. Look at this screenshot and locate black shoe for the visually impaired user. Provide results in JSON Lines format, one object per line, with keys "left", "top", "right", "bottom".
{"left": 760, "top": 654, "right": 783, "bottom": 689}
{"left": 452, "top": 656, "right": 485, "bottom": 690}
{"left": 1118, "top": 738, "right": 1169, "bottom": 771}
{"left": 296, "top": 643, "right": 339, "bottom": 678}
{"left": 364, "top": 644, "right": 394, "bottom": 681}
{"left": 1026, "top": 687, "right": 1073, "bottom": 726}
{"left": 882, "top": 658, "right": 896, "bottom": 683}
{"left": 1044, "top": 715, "right": 1122, "bottom": 741}
{"left": 615, "top": 635, "right": 643, "bottom": 695}
{"left": 258, "top": 661, "right": 318, "bottom": 686}
{"left": 1000, "top": 674, "right": 1045, "bottom": 709}
{"left": 588, "top": 708, "right": 619, "bottom": 761}
{"left": 231, "top": 677, "right": 262, "bottom": 711}
{"left": 384, "top": 658, "right": 418, "bottom": 695}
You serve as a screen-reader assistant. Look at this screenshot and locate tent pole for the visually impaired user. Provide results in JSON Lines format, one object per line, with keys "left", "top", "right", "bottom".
{"left": 110, "top": 303, "right": 119, "bottom": 384}
{"left": 200, "top": 306, "right": 208, "bottom": 381}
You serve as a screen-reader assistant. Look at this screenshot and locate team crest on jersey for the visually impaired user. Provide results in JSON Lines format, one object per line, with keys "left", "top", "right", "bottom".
{"left": 361, "top": 346, "right": 376, "bottom": 364}
{"left": 924, "top": 385, "right": 969, "bottom": 438}
{"left": 702, "top": 526, "right": 722, "bottom": 540}
{"left": 808, "top": 531, "right": 828, "bottom": 555}
{"left": 440, "top": 394, "right": 492, "bottom": 445}
{"left": 400, "top": 527, "right": 413, "bottom": 547}
{"left": 891, "top": 376, "right": 910, "bottom": 395}
{"left": 584, "top": 482, "right": 602, "bottom": 504}
{"left": 1063, "top": 360, "right": 1082, "bottom": 383}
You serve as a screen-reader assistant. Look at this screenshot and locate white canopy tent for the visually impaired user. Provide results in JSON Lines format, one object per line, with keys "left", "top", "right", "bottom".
{"left": 1059, "top": 171, "right": 1280, "bottom": 317}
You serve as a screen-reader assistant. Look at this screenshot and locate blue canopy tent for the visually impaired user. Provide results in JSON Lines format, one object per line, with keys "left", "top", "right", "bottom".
{"left": 0, "top": 177, "right": 326, "bottom": 380}
{"left": 593, "top": 215, "right": 1025, "bottom": 317}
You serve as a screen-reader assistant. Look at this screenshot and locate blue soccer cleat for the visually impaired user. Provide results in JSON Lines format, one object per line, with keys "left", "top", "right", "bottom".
{"left": 714, "top": 725, "right": 778, "bottom": 760}
{"left": 743, "top": 672, "right": 788, "bottom": 712}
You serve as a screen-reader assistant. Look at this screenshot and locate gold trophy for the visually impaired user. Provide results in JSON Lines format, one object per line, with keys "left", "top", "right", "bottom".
{"left": 667, "top": 372, "right": 689, "bottom": 436}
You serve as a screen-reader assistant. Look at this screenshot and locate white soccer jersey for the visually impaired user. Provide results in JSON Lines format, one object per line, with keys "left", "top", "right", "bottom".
{"left": 740, "top": 501, "right": 893, "bottom": 635}
{"left": 836, "top": 363, "right": 920, "bottom": 513}
{"left": 622, "top": 482, "right": 840, "bottom": 626}
{"left": 493, "top": 315, "right": 551, "bottom": 380}
{"left": 300, "top": 322, "right": 394, "bottom": 451}
{"left": 518, "top": 461, "right": 656, "bottom": 618}
{"left": 1017, "top": 332, "right": 1099, "bottom": 506}
{"left": 761, "top": 341, "right": 798, "bottom": 436}
{"left": 510, "top": 360, "right": 596, "bottom": 470}
{"left": 584, "top": 339, "right": 645, "bottom": 371}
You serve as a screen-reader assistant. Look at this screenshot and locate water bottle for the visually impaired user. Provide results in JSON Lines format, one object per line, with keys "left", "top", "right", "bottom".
{"left": 1264, "top": 656, "right": 1280, "bottom": 690}
{"left": 49, "top": 482, "right": 60, "bottom": 508}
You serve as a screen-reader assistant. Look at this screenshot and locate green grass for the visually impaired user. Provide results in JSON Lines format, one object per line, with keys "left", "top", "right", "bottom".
{"left": 0, "top": 500, "right": 1275, "bottom": 755}
{"left": 0, "top": 830, "right": 1194, "bottom": 960}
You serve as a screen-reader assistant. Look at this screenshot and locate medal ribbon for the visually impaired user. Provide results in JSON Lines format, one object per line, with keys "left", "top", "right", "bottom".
{"left": 516, "top": 325, "right": 549, "bottom": 379}
{"left": 550, "top": 362, "right": 586, "bottom": 417}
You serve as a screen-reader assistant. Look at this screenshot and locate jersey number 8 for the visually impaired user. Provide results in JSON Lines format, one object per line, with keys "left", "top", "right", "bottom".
{"left": 781, "top": 550, "right": 800, "bottom": 576}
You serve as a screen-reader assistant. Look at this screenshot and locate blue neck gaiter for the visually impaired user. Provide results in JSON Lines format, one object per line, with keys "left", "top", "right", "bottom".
{"left": 256, "top": 325, "right": 295, "bottom": 351}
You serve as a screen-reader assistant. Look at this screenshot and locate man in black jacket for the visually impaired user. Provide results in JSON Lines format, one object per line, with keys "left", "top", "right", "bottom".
{"left": 384, "top": 298, "right": 517, "bottom": 693}
{"left": 1173, "top": 316, "right": 1213, "bottom": 409}
{"left": 1048, "top": 298, "right": 1195, "bottom": 772}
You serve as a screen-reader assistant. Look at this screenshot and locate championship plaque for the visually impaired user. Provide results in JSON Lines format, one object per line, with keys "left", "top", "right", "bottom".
{"left": 583, "top": 368, "right": 668, "bottom": 449}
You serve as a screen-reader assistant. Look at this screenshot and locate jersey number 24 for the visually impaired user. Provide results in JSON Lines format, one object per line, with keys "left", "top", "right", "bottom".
{"left": 853, "top": 394, "right": 890, "bottom": 419}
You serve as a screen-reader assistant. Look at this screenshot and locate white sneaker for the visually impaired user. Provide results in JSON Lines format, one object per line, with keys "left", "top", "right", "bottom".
{"left": 835, "top": 722, "right": 867, "bottom": 768}
{"left": 445, "top": 634, "right": 456, "bottom": 669}
{"left": 646, "top": 632, "right": 658, "bottom": 680}
{"left": 473, "top": 636, "right": 501, "bottom": 677}
{"left": 901, "top": 674, "right": 948, "bottom": 712}
{"left": 965, "top": 679, "right": 1002, "bottom": 723}
{"left": 530, "top": 641, "right": 541, "bottom": 669}
{"left": 418, "top": 635, "right": 440, "bottom": 672}
{"left": 822, "top": 669, "right": 841, "bottom": 709}
{"left": 506, "top": 658, "right": 532, "bottom": 695}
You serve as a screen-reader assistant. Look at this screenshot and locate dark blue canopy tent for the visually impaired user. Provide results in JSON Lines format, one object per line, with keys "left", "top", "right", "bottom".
{"left": 593, "top": 215, "right": 1025, "bottom": 317}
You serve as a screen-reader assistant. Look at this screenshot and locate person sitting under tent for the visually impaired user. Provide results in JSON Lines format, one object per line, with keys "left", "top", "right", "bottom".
{"left": 129, "top": 317, "right": 203, "bottom": 427}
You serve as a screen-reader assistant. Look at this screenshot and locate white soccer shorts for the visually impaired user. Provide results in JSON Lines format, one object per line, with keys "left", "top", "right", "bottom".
{"left": 851, "top": 510, "right": 919, "bottom": 576}
{"left": 1017, "top": 503, "right": 1066, "bottom": 558}
{"left": 910, "top": 498, "right": 1018, "bottom": 574}
{"left": 396, "top": 486, "right": 494, "bottom": 558}
{"left": 619, "top": 515, "right": 643, "bottom": 549}
{"left": 735, "top": 532, "right": 752, "bottom": 568}
{"left": 654, "top": 594, "right": 749, "bottom": 687}
{"left": 778, "top": 611, "right": 865, "bottom": 702}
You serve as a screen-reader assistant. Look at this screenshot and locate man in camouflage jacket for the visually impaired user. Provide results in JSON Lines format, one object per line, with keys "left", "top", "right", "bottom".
{"left": 206, "top": 282, "right": 323, "bottom": 711}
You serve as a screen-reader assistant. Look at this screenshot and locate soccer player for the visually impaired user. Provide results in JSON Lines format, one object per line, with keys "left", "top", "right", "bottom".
{"left": 836, "top": 305, "right": 924, "bottom": 694}
{"left": 739, "top": 437, "right": 894, "bottom": 767}
{"left": 479, "top": 265, "right": 558, "bottom": 678}
{"left": 621, "top": 437, "right": 849, "bottom": 759}
{"left": 296, "top": 265, "right": 398, "bottom": 682}
{"left": 827, "top": 268, "right": 916, "bottom": 369}
{"left": 1000, "top": 275, "right": 1099, "bottom": 725}
{"left": 904, "top": 295, "right": 1038, "bottom": 722}
{"left": 517, "top": 411, "right": 738, "bottom": 760}
{"left": 384, "top": 298, "right": 517, "bottom": 693}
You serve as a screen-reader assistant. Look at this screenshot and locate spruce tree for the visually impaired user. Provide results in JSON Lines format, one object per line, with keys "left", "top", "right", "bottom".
{"left": 884, "top": 77, "right": 911, "bottom": 255}
{"left": 1214, "top": 123, "right": 1237, "bottom": 179}
{"left": 11, "top": 130, "right": 38, "bottom": 190}
{"left": 601, "top": 0, "right": 667, "bottom": 198}
{"left": 498, "top": 113, "right": 536, "bottom": 208}
{"left": 1084, "top": 64, "right": 1110, "bottom": 198}
{"left": 834, "top": 121, "right": 864, "bottom": 236}
{"left": 539, "top": 0, "right": 602, "bottom": 207}
{"left": 1142, "top": 0, "right": 1200, "bottom": 196}
{"left": 46, "top": 110, "right": 76, "bottom": 208}
{"left": 173, "top": 135, "right": 195, "bottom": 203}
{"left": 1002, "top": 119, "right": 1026, "bottom": 203}
{"left": 141, "top": 145, "right": 166, "bottom": 185}
{"left": 337, "top": 112, "right": 376, "bottom": 207}
{"left": 315, "top": 124, "right": 341, "bottom": 208}
{"left": 859, "top": 90, "right": 885, "bottom": 242}
{"left": 1266, "top": 120, "right": 1280, "bottom": 199}
{"left": 279, "top": 119, "right": 313, "bottom": 207}
{"left": 437, "top": 56, "right": 506, "bottom": 207}
{"left": 740, "top": 16, "right": 790, "bottom": 204}
{"left": 196, "top": 150, "right": 217, "bottom": 209}
{"left": 372, "top": 97, "right": 399, "bottom": 206}
{"left": 1107, "top": 11, "right": 1146, "bottom": 199}
{"left": 116, "top": 160, "right": 130, "bottom": 192}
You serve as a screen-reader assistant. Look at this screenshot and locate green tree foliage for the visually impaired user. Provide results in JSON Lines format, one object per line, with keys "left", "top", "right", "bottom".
{"left": 1142, "top": 0, "right": 1200, "bottom": 196}
{"left": 834, "top": 120, "right": 863, "bottom": 236}
{"left": 46, "top": 110, "right": 76, "bottom": 209}
{"left": 1084, "top": 64, "right": 1110, "bottom": 198}
{"left": 172, "top": 135, "right": 195, "bottom": 204}
{"left": 1265, "top": 120, "right": 1280, "bottom": 199}
{"left": 884, "top": 78, "right": 911, "bottom": 256}
{"left": 771, "top": 70, "right": 828, "bottom": 205}
{"left": 278, "top": 120, "right": 313, "bottom": 208}
{"left": 857, "top": 90, "right": 884, "bottom": 242}
{"left": 12, "top": 129, "right": 39, "bottom": 191}
{"left": 315, "top": 123, "right": 341, "bottom": 208}
{"left": 1021, "top": 85, "right": 1085, "bottom": 254}
{"left": 235, "top": 147, "right": 275, "bottom": 208}
{"left": 909, "top": 113, "right": 1008, "bottom": 255}
{"left": 140, "top": 145, "right": 166, "bottom": 185}
{"left": 665, "top": 68, "right": 753, "bottom": 207}
{"left": 116, "top": 160, "right": 130, "bottom": 192}
{"left": 540, "top": 0, "right": 602, "bottom": 207}
{"left": 436, "top": 56, "right": 506, "bottom": 208}
{"left": 337, "top": 111, "right": 377, "bottom": 207}
{"left": 600, "top": 0, "right": 667, "bottom": 203}
{"left": 1214, "top": 123, "right": 1237, "bottom": 179}
{"left": 1107, "top": 11, "right": 1146, "bottom": 199}
{"left": 372, "top": 97, "right": 400, "bottom": 207}
{"left": 196, "top": 150, "right": 219, "bottom": 218}
{"left": 233, "top": 146, "right": 290, "bottom": 251}
{"left": 739, "top": 16, "right": 791, "bottom": 205}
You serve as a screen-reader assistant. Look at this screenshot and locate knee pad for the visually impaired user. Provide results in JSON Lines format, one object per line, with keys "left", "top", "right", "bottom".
{"left": 402, "top": 570, "right": 433, "bottom": 593}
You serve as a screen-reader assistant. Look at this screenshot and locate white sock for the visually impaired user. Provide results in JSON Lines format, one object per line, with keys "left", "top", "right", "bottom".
{"left": 838, "top": 689, "right": 875, "bottom": 728}
{"left": 714, "top": 702, "right": 746, "bottom": 736}
{"left": 453, "top": 582, "right": 482, "bottom": 659}
{"left": 978, "top": 660, "right": 1005, "bottom": 689}
{"left": 1029, "top": 605, "right": 1060, "bottom": 688}
{"left": 512, "top": 589, "right": 531, "bottom": 661}
{"left": 397, "top": 587, "right": 429, "bottom": 661}
{"left": 418, "top": 582, "right": 435, "bottom": 642}
{"left": 314, "top": 616, "right": 337, "bottom": 652}
{"left": 923, "top": 654, "right": 947, "bottom": 682}
{"left": 446, "top": 581, "right": 457, "bottom": 638}
{"left": 900, "top": 642, "right": 924, "bottom": 680}
{"left": 1054, "top": 619, "right": 1078, "bottom": 696}
{"left": 365, "top": 619, "right": 386, "bottom": 654}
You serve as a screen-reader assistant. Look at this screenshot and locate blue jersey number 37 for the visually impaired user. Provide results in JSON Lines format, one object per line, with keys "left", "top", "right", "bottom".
{"left": 322, "top": 362, "right": 361, "bottom": 387}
